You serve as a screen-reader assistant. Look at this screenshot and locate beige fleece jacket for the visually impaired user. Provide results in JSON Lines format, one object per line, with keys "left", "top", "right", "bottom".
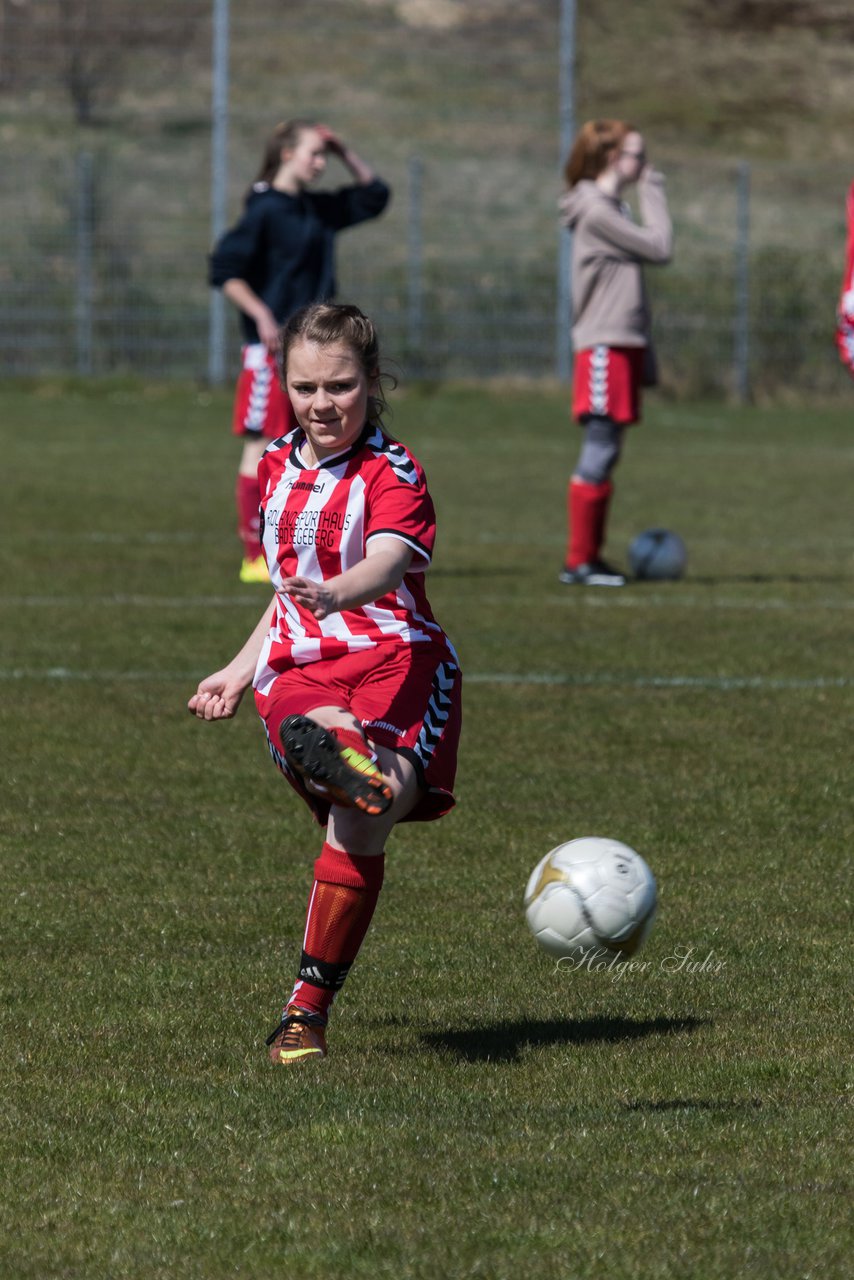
{"left": 560, "top": 171, "right": 673, "bottom": 352}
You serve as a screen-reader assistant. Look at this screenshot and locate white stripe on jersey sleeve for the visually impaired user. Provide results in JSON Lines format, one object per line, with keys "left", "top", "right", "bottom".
{"left": 365, "top": 527, "right": 431, "bottom": 568}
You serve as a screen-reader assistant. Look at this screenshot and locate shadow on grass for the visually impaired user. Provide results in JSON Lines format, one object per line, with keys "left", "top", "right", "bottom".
{"left": 622, "top": 1097, "right": 763, "bottom": 1113}
{"left": 422, "top": 1014, "right": 707, "bottom": 1063}
{"left": 429, "top": 566, "right": 516, "bottom": 578}
{"left": 679, "top": 574, "right": 849, "bottom": 586}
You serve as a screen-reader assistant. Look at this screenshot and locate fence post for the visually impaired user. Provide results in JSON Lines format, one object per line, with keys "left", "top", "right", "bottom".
{"left": 555, "top": 0, "right": 576, "bottom": 381}
{"left": 208, "top": 0, "right": 230, "bottom": 386}
{"left": 74, "top": 150, "right": 94, "bottom": 376}
{"left": 733, "top": 159, "right": 751, "bottom": 403}
{"left": 407, "top": 155, "right": 424, "bottom": 375}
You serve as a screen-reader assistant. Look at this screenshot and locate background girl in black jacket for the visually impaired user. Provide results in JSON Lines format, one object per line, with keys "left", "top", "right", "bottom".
{"left": 209, "top": 119, "right": 391, "bottom": 582}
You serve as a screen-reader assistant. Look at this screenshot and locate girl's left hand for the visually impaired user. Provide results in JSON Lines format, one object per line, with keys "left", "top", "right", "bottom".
{"left": 282, "top": 575, "right": 336, "bottom": 620}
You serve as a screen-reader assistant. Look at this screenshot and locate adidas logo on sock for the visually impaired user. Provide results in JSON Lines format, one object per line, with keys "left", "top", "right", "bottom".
{"left": 299, "top": 964, "right": 326, "bottom": 983}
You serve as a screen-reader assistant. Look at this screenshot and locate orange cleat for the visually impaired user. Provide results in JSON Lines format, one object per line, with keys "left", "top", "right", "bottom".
{"left": 266, "top": 1007, "right": 328, "bottom": 1065}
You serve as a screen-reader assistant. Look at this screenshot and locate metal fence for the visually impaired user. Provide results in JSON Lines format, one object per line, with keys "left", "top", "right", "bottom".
{"left": 1, "top": 0, "right": 851, "bottom": 399}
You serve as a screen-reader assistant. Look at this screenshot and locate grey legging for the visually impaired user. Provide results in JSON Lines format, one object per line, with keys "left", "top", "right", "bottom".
{"left": 574, "top": 415, "right": 624, "bottom": 485}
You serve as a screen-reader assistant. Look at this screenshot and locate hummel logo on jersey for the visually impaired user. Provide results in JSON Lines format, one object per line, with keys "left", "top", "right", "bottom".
{"left": 363, "top": 717, "right": 408, "bottom": 738}
{"left": 286, "top": 479, "right": 324, "bottom": 494}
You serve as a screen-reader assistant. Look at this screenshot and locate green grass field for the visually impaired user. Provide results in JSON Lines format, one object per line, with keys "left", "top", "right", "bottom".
{"left": 1, "top": 381, "right": 851, "bottom": 1278}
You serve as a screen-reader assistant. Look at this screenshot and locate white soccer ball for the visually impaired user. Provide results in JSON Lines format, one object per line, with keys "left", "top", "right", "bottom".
{"left": 524, "top": 837, "right": 657, "bottom": 961}
{"left": 628, "top": 528, "right": 687, "bottom": 580}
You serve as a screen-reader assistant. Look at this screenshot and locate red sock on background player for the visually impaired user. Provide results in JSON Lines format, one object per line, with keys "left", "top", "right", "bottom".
{"left": 566, "top": 477, "right": 613, "bottom": 568}
{"left": 236, "top": 473, "right": 262, "bottom": 561}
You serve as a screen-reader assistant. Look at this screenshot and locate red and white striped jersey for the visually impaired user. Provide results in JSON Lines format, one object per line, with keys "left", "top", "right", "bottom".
{"left": 253, "top": 423, "right": 457, "bottom": 693}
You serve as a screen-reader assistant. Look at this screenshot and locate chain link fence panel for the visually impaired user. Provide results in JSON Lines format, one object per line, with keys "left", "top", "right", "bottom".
{"left": 0, "top": 0, "right": 851, "bottom": 397}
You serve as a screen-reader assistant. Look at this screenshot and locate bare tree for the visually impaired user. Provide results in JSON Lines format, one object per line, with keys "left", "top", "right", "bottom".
{"left": 0, "top": 0, "right": 31, "bottom": 92}
{"left": 0, "top": 0, "right": 208, "bottom": 123}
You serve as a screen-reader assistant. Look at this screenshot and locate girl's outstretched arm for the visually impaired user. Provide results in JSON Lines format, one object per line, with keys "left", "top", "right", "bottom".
{"left": 188, "top": 595, "right": 276, "bottom": 720}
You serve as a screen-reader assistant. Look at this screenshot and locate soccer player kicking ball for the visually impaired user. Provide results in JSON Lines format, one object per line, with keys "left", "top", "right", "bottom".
{"left": 188, "top": 303, "right": 462, "bottom": 1065}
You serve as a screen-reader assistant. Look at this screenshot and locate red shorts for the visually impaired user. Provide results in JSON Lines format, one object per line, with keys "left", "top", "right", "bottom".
{"left": 231, "top": 344, "right": 299, "bottom": 439}
{"left": 254, "top": 644, "right": 463, "bottom": 825}
{"left": 572, "top": 345, "right": 645, "bottom": 426}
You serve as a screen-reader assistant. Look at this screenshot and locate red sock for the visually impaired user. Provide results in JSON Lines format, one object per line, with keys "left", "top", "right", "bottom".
{"left": 566, "top": 478, "right": 613, "bottom": 568}
{"left": 236, "top": 473, "right": 262, "bottom": 560}
{"left": 331, "top": 724, "right": 378, "bottom": 764}
{"left": 287, "top": 842, "right": 386, "bottom": 1021}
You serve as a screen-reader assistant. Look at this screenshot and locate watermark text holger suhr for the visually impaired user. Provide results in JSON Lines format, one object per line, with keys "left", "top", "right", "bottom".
{"left": 555, "top": 946, "right": 727, "bottom": 982}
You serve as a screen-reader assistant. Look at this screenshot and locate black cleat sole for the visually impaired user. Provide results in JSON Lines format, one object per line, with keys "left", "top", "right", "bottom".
{"left": 279, "top": 714, "right": 393, "bottom": 816}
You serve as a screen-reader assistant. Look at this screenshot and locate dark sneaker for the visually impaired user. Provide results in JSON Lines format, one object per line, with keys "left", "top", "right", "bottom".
{"left": 559, "top": 559, "right": 627, "bottom": 587}
{"left": 266, "top": 1007, "right": 328, "bottom": 1065}
{"left": 279, "top": 714, "right": 393, "bottom": 816}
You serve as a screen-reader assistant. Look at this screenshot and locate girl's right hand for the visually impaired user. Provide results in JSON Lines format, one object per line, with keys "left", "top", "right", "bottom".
{"left": 639, "top": 164, "right": 664, "bottom": 184}
{"left": 257, "top": 307, "right": 280, "bottom": 353}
